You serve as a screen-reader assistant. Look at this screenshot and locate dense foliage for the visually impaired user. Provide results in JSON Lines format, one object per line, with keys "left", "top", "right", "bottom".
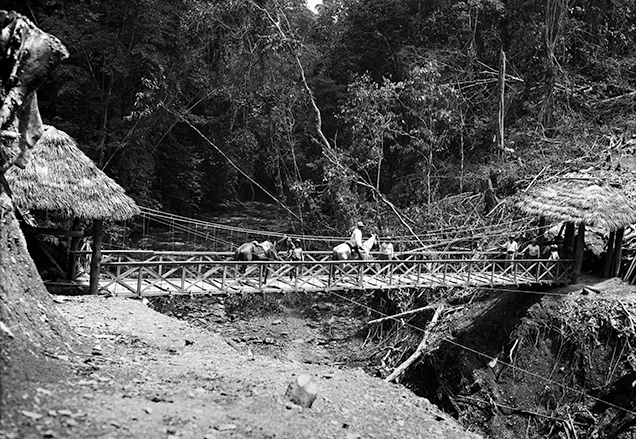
{"left": 8, "top": 0, "right": 636, "bottom": 232}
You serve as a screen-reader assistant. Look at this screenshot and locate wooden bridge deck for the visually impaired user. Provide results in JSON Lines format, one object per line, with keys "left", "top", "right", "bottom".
{"left": 91, "top": 251, "right": 573, "bottom": 297}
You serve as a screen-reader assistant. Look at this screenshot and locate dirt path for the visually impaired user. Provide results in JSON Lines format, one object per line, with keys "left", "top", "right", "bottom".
{"left": 3, "top": 295, "right": 481, "bottom": 439}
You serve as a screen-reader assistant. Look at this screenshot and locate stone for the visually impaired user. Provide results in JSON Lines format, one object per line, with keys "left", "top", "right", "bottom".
{"left": 284, "top": 374, "right": 318, "bottom": 408}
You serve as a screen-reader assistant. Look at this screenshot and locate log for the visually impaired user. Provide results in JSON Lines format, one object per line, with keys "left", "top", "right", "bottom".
{"left": 25, "top": 226, "right": 84, "bottom": 238}
{"left": 367, "top": 304, "right": 436, "bottom": 325}
{"left": 385, "top": 305, "right": 444, "bottom": 383}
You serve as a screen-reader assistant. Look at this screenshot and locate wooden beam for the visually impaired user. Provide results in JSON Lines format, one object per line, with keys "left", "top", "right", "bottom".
{"left": 89, "top": 219, "right": 103, "bottom": 295}
{"left": 67, "top": 217, "right": 82, "bottom": 280}
{"left": 571, "top": 222, "right": 585, "bottom": 283}
{"left": 611, "top": 227, "right": 624, "bottom": 278}
{"left": 24, "top": 226, "right": 84, "bottom": 238}
{"left": 602, "top": 230, "right": 615, "bottom": 278}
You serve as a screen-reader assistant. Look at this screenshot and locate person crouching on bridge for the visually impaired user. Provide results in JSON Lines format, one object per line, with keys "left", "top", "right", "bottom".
{"left": 349, "top": 221, "right": 365, "bottom": 260}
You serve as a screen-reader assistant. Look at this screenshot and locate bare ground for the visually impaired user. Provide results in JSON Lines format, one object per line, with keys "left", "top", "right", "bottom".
{"left": 0, "top": 292, "right": 481, "bottom": 439}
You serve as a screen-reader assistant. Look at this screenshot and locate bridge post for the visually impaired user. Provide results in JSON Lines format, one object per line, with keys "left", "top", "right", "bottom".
{"left": 222, "top": 265, "right": 226, "bottom": 291}
{"left": 181, "top": 265, "right": 186, "bottom": 293}
{"left": 467, "top": 260, "right": 472, "bottom": 286}
{"left": 259, "top": 265, "right": 263, "bottom": 290}
{"left": 136, "top": 266, "right": 143, "bottom": 297}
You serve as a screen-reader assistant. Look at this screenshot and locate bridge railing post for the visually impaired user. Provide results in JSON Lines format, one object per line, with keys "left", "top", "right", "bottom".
{"left": 181, "top": 265, "right": 186, "bottom": 293}
{"left": 136, "top": 265, "right": 143, "bottom": 297}
{"left": 259, "top": 265, "right": 263, "bottom": 290}
{"left": 222, "top": 265, "right": 226, "bottom": 291}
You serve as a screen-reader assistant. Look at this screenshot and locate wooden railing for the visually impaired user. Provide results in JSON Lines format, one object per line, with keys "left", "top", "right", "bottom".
{"left": 77, "top": 250, "right": 574, "bottom": 297}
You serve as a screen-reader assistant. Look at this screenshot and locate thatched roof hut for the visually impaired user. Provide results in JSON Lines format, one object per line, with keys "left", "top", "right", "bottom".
{"left": 5, "top": 125, "right": 139, "bottom": 294}
{"left": 516, "top": 173, "right": 636, "bottom": 281}
{"left": 515, "top": 174, "right": 636, "bottom": 231}
{"left": 5, "top": 125, "right": 139, "bottom": 220}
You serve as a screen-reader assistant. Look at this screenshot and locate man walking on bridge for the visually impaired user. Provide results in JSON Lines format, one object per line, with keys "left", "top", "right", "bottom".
{"left": 349, "top": 221, "right": 365, "bottom": 260}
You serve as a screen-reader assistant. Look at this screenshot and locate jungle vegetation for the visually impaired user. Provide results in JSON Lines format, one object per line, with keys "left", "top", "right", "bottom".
{"left": 8, "top": 0, "right": 636, "bottom": 233}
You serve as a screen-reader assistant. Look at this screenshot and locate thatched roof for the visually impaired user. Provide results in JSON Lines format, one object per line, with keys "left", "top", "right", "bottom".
{"left": 5, "top": 125, "right": 139, "bottom": 221}
{"left": 515, "top": 173, "right": 636, "bottom": 231}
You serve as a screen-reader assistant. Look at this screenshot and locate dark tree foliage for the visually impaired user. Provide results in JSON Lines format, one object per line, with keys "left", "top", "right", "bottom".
{"left": 8, "top": 0, "right": 636, "bottom": 227}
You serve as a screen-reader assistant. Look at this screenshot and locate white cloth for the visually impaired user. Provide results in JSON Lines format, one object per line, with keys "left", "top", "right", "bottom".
{"left": 350, "top": 227, "right": 363, "bottom": 247}
{"left": 504, "top": 240, "right": 518, "bottom": 253}
{"left": 380, "top": 242, "right": 394, "bottom": 258}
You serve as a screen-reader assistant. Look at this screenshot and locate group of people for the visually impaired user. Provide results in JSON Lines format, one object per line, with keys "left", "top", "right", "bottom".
{"left": 502, "top": 235, "right": 560, "bottom": 260}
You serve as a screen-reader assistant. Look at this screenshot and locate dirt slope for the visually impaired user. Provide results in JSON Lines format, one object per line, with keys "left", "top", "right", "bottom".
{"left": 0, "top": 295, "right": 481, "bottom": 439}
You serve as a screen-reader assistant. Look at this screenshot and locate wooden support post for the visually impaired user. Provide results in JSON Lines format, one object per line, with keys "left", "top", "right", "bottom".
{"left": 564, "top": 222, "right": 575, "bottom": 258}
{"left": 538, "top": 216, "right": 546, "bottom": 250}
{"left": 602, "top": 230, "right": 615, "bottom": 278}
{"left": 136, "top": 266, "right": 143, "bottom": 297}
{"left": 67, "top": 217, "right": 82, "bottom": 280}
{"left": 259, "top": 265, "right": 263, "bottom": 290}
{"left": 612, "top": 227, "right": 625, "bottom": 277}
{"left": 89, "top": 219, "right": 103, "bottom": 295}
{"left": 181, "top": 265, "right": 186, "bottom": 293}
{"left": 221, "top": 265, "right": 226, "bottom": 291}
{"left": 571, "top": 222, "right": 585, "bottom": 283}
{"left": 385, "top": 305, "right": 444, "bottom": 383}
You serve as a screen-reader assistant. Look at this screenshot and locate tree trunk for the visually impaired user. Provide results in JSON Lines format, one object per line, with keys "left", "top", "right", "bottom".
{"left": 89, "top": 219, "right": 104, "bottom": 295}
{"left": 496, "top": 48, "right": 506, "bottom": 156}
{"left": 483, "top": 175, "right": 498, "bottom": 214}
{"left": 1, "top": 195, "right": 79, "bottom": 417}
{"left": 0, "top": 11, "right": 73, "bottom": 428}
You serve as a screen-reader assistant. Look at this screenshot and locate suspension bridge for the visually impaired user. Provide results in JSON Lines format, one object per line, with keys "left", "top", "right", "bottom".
{"left": 69, "top": 206, "right": 573, "bottom": 297}
{"left": 81, "top": 249, "right": 572, "bottom": 297}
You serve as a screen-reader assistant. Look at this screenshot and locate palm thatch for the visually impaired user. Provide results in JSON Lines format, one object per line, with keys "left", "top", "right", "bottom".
{"left": 5, "top": 125, "right": 139, "bottom": 220}
{"left": 516, "top": 173, "right": 636, "bottom": 231}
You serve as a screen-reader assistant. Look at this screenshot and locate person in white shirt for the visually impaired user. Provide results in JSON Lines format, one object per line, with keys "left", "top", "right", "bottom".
{"left": 503, "top": 236, "right": 519, "bottom": 259}
{"left": 349, "top": 221, "right": 365, "bottom": 259}
{"left": 379, "top": 237, "right": 394, "bottom": 260}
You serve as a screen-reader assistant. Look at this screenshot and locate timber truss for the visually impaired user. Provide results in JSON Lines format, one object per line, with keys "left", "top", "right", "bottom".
{"left": 84, "top": 250, "right": 574, "bottom": 297}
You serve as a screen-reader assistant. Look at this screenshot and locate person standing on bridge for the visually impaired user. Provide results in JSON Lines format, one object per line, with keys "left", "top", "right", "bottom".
{"left": 379, "top": 237, "right": 394, "bottom": 260}
{"left": 349, "top": 221, "right": 366, "bottom": 260}
{"left": 502, "top": 235, "right": 519, "bottom": 260}
{"left": 521, "top": 238, "right": 541, "bottom": 259}
{"left": 289, "top": 239, "right": 303, "bottom": 279}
